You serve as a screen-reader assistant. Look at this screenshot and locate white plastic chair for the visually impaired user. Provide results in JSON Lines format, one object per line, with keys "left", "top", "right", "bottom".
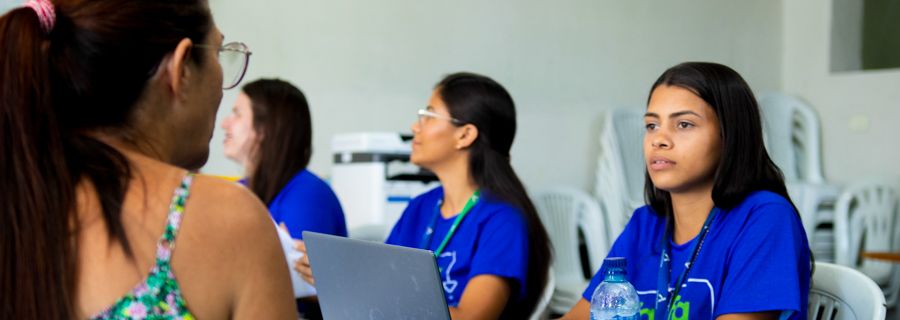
{"left": 759, "top": 93, "right": 842, "bottom": 262}
{"left": 757, "top": 93, "right": 825, "bottom": 183}
{"left": 594, "top": 108, "right": 646, "bottom": 246}
{"left": 787, "top": 181, "right": 842, "bottom": 263}
{"left": 808, "top": 262, "right": 887, "bottom": 320}
{"left": 529, "top": 270, "right": 555, "bottom": 320}
{"left": 533, "top": 187, "right": 609, "bottom": 314}
{"left": 833, "top": 180, "right": 900, "bottom": 310}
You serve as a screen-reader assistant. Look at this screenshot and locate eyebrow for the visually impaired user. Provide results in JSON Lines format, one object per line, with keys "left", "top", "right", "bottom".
{"left": 644, "top": 110, "right": 703, "bottom": 119}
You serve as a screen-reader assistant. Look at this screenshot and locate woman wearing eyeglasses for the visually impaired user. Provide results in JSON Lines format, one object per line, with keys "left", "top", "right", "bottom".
{"left": 293, "top": 72, "right": 552, "bottom": 319}
{"left": 0, "top": 0, "right": 295, "bottom": 319}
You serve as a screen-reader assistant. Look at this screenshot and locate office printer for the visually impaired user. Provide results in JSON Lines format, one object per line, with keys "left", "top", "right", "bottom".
{"left": 330, "top": 132, "right": 440, "bottom": 240}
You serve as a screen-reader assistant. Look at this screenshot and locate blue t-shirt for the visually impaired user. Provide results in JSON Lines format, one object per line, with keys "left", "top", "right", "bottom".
{"left": 386, "top": 187, "right": 530, "bottom": 307}
{"left": 582, "top": 191, "right": 810, "bottom": 319}
{"left": 261, "top": 169, "right": 348, "bottom": 239}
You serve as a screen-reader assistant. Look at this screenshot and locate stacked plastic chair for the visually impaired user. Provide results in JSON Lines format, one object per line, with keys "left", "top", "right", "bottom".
{"left": 758, "top": 93, "right": 841, "bottom": 262}
{"left": 532, "top": 187, "right": 609, "bottom": 315}
{"left": 593, "top": 108, "right": 646, "bottom": 247}
{"left": 833, "top": 180, "right": 900, "bottom": 310}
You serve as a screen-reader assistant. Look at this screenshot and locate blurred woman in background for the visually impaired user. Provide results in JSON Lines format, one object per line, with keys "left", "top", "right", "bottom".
{"left": 221, "top": 78, "right": 347, "bottom": 240}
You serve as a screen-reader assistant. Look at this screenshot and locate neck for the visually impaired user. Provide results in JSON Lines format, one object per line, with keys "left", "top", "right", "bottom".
{"left": 242, "top": 157, "right": 257, "bottom": 178}
{"left": 433, "top": 160, "right": 478, "bottom": 219}
{"left": 89, "top": 132, "right": 168, "bottom": 163}
{"left": 669, "top": 187, "right": 715, "bottom": 245}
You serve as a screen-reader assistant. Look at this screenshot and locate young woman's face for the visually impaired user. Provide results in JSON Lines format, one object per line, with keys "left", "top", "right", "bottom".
{"left": 410, "top": 90, "right": 463, "bottom": 169}
{"left": 644, "top": 85, "right": 722, "bottom": 194}
{"left": 221, "top": 92, "right": 259, "bottom": 167}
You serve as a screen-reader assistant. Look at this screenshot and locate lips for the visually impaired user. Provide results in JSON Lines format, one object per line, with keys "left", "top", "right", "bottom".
{"left": 648, "top": 156, "right": 676, "bottom": 171}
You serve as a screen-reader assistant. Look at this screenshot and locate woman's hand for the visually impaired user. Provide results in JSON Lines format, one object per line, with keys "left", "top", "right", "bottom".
{"left": 557, "top": 299, "right": 589, "bottom": 320}
{"left": 279, "top": 223, "right": 315, "bottom": 286}
{"left": 293, "top": 240, "right": 315, "bottom": 285}
{"left": 448, "top": 275, "right": 510, "bottom": 319}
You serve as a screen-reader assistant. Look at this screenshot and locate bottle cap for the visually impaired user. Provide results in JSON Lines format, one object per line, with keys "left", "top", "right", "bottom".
{"left": 604, "top": 257, "right": 627, "bottom": 270}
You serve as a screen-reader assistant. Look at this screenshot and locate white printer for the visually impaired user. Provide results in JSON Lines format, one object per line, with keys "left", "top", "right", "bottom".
{"left": 330, "top": 132, "right": 440, "bottom": 241}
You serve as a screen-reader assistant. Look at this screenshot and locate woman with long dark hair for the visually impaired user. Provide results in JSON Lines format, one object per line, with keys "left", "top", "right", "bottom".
{"left": 221, "top": 78, "right": 347, "bottom": 239}
{"left": 562, "top": 62, "right": 811, "bottom": 320}
{"left": 295, "top": 72, "right": 553, "bottom": 319}
{"left": 0, "top": 0, "right": 295, "bottom": 318}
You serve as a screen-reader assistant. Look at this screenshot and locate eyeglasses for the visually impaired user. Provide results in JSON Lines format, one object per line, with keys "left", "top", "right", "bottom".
{"left": 417, "top": 109, "right": 462, "bottom": 126}
{"left": 196, "top": 42, "right": 252, "bottom": 89}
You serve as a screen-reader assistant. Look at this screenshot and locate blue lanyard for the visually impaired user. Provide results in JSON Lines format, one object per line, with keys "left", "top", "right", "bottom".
{"left": 654, "top": 207, "right": 719, "bottom": 320}
{"left": 419, "top": 190, "right": 481, "bottom": 258}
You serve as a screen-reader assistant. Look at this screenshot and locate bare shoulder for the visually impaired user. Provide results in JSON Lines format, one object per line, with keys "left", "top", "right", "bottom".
{"left": 178, "top": 174, "right": 280, "bottom": 260}
{"left": 171, "top": 174, "right": 294, "bottom": 318}
{"left": 187, "top": 175, "right": 271, "bottom": 227}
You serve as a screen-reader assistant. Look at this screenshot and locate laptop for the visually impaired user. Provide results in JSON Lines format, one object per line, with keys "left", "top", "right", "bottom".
{"left": 303, "top": 231, "right": 451, "bottom": 320}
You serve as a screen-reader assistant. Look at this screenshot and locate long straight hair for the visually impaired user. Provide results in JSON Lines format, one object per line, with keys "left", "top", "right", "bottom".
{"left": 243, "top": 79, "right": 313, "bottom": 205}
{"left": 437, "top": 72, "right": 552, "bottom": 319}
{"left": 643, "top": 62, "right": 798, "bottom": 214}
{"left": 0, "top": 1, "right": 211, "bottom": 318}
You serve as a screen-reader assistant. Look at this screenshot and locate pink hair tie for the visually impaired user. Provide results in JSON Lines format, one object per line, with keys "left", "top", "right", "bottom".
{"left": 23, "top": 0, "right": 56, "bottom": 34}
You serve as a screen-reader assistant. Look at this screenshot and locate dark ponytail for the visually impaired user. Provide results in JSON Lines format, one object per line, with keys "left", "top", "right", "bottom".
{"left": 437, "top": 72, "right": 552, "bottom": 318}
{"left": 1, "top": 8, "right": 75, "bottom": 318}
{"left": 0, "top": 1, "right": 211, "bottom": 318}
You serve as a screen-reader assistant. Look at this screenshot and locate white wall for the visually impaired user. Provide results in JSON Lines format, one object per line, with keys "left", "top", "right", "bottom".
{"left": 206, "top": 0, "right": 784, "bottom": 191}
{"left": 4, "top": 0, "right": 895, "bottom": 195}
{"left": 783, "top": 0, "right": 900, "bottom": 183}
{"left": 0, "top": 1, "right": 784, "bottom": 191}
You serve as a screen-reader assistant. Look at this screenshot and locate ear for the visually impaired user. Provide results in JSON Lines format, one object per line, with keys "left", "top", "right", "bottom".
{"left": 455, "top": 124, "right": 479, "bottom": 150}
{"left": 164, "top": 38, "right": 195, "bottom": 101}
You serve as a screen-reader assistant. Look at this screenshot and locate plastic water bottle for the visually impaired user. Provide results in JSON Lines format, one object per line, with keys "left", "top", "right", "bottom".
{"left": 590, "top": 257, "right": 639, "bottom": 320}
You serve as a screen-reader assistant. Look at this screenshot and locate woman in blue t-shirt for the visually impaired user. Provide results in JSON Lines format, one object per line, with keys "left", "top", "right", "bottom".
{"left": 562, "top": 62, "right": 811, "bottom": 320}
{"left": 295, "top": 72, "right": 552, "bottom": 319}
{"left": 221, "top": 78, "right": 348, "bottom": 239}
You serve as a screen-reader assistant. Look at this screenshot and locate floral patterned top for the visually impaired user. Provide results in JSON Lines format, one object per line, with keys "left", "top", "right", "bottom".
{"left": 91, "top": 173, "right": 196, "bottom": 320}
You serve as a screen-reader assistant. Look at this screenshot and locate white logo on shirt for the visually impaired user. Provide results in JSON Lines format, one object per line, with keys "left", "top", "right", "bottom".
{"left": 440, "top": 251, "right": 458, "bottom": 295}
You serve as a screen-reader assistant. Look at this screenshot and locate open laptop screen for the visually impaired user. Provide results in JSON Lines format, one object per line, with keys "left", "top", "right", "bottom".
{"left": 304, "top": 231, "right": 451, "bottom": 320}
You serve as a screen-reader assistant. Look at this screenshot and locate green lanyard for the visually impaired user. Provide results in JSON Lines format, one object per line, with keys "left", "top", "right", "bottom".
{"left": 420, "top": 189, "right": 481, "bottom": 258}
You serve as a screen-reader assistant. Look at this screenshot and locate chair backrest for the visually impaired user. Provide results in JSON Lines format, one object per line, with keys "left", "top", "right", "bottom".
{"left": 808, "top": 262, "right": 887, "bottom": 320}
{"left": 757, "top": 93, "right": 825, "bottom": 183}
{"left": 529, "top": 269, "right": 555, "bottom": 320}
{"left": 595, "top": 108, "right": 646, "bottom": 245}
{"left": 834, "top": 180, "right": 899, "bottom": 277}
{"left": 533, "top": 187, "right": 609, "bottom": 283}
{"left": 833, "top": 179, "right": 900, "bottom": 307}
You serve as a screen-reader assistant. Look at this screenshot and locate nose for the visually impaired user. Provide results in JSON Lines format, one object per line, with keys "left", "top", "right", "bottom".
{"left": 650, "top": 131, "right": 671, "bottom": 149}
{"left": 221, "top": 115, "right": 232, "bottom": 130}
{"left": 411, "top": 118, "right": 421, "bottom": 134}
